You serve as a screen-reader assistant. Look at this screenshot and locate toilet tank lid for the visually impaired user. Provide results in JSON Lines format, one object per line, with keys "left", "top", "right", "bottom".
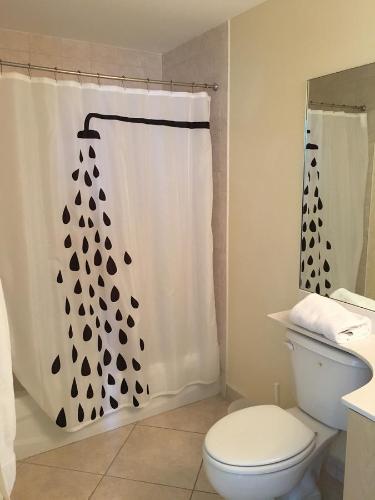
{"left": 204, "top": 405, "right": 315, "bottom": 467}
{"left": 287, "top": 330, "right": 368, "bottom": 368}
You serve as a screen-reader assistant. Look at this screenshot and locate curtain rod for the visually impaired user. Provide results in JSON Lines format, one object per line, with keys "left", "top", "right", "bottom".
{"left": 309, "top": 100, "right": 366, "bottom": 112}
{"left": 0, "top": 59, "right": 219, "bottom": 91}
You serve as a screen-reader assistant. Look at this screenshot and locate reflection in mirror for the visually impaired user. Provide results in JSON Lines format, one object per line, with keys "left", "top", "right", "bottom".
{"left": 300, "top": 63, "right": 375, "bottom": 311}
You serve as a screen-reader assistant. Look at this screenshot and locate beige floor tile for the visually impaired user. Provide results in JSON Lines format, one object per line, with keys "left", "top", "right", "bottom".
{"left": 91, "top": 476, "right": 191, "bottom": 500}
{"left": 139, "top": 396, "right": 229, "bottom": 434}
{"left": 108, "top": 425, "right": 204, "bottom": 489}
{"left": 12, "top": 462, "right": 101, "bottom": 500}
{"left": 195, "top": 463, "right": 217, "bottom": 494}
{"left": 26, "top": 425, "right": 134, "bottom": 474}
{"left": 191, "top": 492, "right": 222, "bottom": 500}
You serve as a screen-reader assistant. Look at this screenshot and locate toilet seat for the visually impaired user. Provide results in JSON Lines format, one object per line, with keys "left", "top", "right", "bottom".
{"left": 204, "top": 405, "right": 316, "bottom": 475}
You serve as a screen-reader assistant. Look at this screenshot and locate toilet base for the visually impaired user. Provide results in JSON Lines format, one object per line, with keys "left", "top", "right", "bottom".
{"left": 277, "top": 445, "right": 326, "bottom": 500}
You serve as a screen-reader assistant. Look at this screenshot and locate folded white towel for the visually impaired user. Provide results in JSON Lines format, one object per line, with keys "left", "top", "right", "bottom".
{"left": 0, "top": 281, "right": 16, "bottom": 500}
{"left": 330, "top": 288, "right": 375, "bottom": 312}
{"left": 289, "top": 293, "right": 371, "bottom": 344}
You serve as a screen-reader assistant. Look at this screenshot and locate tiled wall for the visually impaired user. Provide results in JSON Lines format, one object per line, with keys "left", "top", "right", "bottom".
{"left": 0, "top": 28, "right": 162, "bottom": 83}
{"left": 163, "top": 23, "right": 229, "bottom": 383}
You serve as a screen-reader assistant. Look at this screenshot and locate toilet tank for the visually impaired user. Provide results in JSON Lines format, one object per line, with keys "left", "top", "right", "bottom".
{"left": 286, "top": 329, "right": 371, "bottom": 430}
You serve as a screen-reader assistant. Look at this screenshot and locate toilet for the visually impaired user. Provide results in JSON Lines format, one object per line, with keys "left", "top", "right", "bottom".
{"left": 203, "top": 329, "right": 371, "bottom": 500}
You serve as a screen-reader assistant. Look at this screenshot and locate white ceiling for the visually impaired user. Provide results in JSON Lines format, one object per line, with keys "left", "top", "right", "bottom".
{"left": 0, "top": 0, "right": 265, "bottom": 53}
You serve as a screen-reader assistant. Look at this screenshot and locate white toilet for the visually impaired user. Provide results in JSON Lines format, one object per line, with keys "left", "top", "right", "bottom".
{"left": 203, "top": 329, "right": 371, "bottom": 500}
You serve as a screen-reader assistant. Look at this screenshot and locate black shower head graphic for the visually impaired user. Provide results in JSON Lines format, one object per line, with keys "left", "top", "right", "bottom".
{"left": 77, "top": 113, "right": 101, "bottom": 139}
{"left": 77, "top": 112, "right": 210, "bottom": 140}
{"left": 77, "top": 128, "right": 101, "bottom": 139}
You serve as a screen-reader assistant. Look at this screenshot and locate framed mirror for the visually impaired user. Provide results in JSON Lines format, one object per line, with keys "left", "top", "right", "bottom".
{"left": 300, "top": 62, "right": 375, "bottom": 311}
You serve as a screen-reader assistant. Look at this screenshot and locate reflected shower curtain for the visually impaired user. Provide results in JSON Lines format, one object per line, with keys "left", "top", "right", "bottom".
{"left": 301, "top": 109, "right": 368, "bottom": 295}
{"left": 0, "top": 74, "right": 219, "bottom": 431}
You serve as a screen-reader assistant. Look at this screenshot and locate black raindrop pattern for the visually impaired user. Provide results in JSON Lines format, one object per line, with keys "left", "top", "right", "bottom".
{"left": 64, "top": 235, "right": 72, "bottom": 248}
{"left": 74, "top": 279, "right": 82, "bottom": 294}
{"left": 121, "top": 379, "right": 128, "bottom": 394}
{"left": 51, "top": 355, "right": 61, "bottom": 374}
{"left": 71, "top": 378, "right": 78, "bottom": 398}
{"left": 52, "top": 144, "right": 148, "bottom": 428}
{"left": 89, "top": 197, "right": 96, "bottom": 211}
{"left": 78, "top": 403, "right": 85, "bottom": 422}
{"left": 87, "top": 384, "right": 94, "bottom": 399}
{"left": 82, "top": 237, "right": 89, "bottom": 254}
{"left": 56, "top": 408, "right": 67, "bottom": 428}
{"left": 300, "top": 127, "right": 332, "bottom": 297}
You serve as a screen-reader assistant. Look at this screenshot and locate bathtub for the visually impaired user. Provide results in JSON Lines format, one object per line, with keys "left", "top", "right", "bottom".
{"left": 14, "top": 377, "right": 220, "bottom": 459}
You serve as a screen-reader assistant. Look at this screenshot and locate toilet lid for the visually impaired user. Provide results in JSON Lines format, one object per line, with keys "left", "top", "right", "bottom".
{"left": 204, "top": 405, "right": 315, "bottom": 467}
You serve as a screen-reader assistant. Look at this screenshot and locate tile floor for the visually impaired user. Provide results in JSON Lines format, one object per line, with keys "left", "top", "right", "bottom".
{"left": 13, "top": 395, "right": 344, "bottom": 499}
{"left": 13, "top": 396, "right": 228, "bottom": 499}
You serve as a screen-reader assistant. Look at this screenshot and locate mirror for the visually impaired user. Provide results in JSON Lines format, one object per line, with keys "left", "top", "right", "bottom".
{"left": 300, "top": 62, "right": 375, "bottom": 311}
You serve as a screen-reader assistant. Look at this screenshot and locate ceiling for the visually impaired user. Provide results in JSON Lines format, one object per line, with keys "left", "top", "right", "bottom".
{"left": 0, "top": 0, "right": 265, "bottom": 53}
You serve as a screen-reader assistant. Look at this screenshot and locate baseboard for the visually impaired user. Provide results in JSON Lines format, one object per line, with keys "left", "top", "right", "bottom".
{"left": 225, "top": 384, "right": 246, "bottom": 402}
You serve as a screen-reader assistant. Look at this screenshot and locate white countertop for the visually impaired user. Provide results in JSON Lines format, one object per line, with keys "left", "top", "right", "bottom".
{"left": 269, "top": 310, "right": 375, "bottom": 422}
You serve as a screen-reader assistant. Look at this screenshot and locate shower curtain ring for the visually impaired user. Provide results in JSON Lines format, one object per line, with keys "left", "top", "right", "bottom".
{"left": 97, "top": 73, "right": 101, "bottom": 86}
{"left": 191, "top": 82, "right": 195, "bottom": 93}
{"left": 28, "top": 63, "right": 31, "bottom": 80}
{"left": 54, "top": 67, "right": 58, "bottom": 83}
{"left": 77, "top": 70, "right": 82, "bottom": 85}
{"left": 146, "top": 78, "right": 150, "bottom": 92}
{"left": 170, "top": 80, "right": 173, "bottom": 93}
{"left": 121, "top": 75, "right": 126, "bottom": 90}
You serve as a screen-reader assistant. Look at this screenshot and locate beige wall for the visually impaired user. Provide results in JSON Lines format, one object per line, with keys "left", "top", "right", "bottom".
{"left": 228, "top": 0, "right": 375, "bottom": 407}
{"left": 163, "top": 24, "right": 229, "bottom": 381}
{"left": 0, "top": 28, "right": 162, "bottom": 83}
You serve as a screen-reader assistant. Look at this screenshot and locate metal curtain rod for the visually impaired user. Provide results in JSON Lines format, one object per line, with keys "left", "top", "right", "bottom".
{"left": 309, "top": 100, "right": 366, "bottom": 112}
{"left": 0, "top": 59, "right": 219, "bottom": 91}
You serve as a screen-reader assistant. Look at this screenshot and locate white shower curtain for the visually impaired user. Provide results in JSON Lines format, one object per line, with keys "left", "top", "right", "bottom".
{"left": 301, "top": 109, "right": 368, "bottom": 296}
{"left": 0, "top": 73, "right": 219, "bottom": 431}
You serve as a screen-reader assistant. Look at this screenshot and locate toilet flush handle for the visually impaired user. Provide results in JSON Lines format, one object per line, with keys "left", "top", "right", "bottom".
{"left": 284, "top": 340, "right": 294, "bottom": 351}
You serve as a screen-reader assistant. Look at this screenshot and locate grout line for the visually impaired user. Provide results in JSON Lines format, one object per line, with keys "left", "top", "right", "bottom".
{"left": 190, "top": 460, "right": 203, "bottom": 499}
{"left": 21, "top": 461, "right": 102, "bottom": 477}
{"left": 136, "top": 423, "right": 207, "bottom": 435}
{"left": 105, "top": 474, "right": 194, "bottom": 492}
{"left": 88, "top": 424, "right": 137, "bottom": 499}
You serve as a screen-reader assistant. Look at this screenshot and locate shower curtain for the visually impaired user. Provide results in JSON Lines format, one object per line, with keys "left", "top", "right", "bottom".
{"left": 301, "top": 109, "right": 368, "bottom": 296}
{"left": 0, "top": 73, "right": 219, "bottom": 431}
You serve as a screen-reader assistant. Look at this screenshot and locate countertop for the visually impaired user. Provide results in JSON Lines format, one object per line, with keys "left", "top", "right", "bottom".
{"left": 269, "top": 310, "right": 375, "bottom": 422}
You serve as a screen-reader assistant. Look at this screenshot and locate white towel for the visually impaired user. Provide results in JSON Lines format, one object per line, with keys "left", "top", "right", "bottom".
{"left": 0, "top": 281, "right": 16, "bottom": 500}
{"left": 289, "top": 293, "right": 371, "bottom": 344}
{"left": 330, "top": 287, "right": 375, "bottom": 312}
